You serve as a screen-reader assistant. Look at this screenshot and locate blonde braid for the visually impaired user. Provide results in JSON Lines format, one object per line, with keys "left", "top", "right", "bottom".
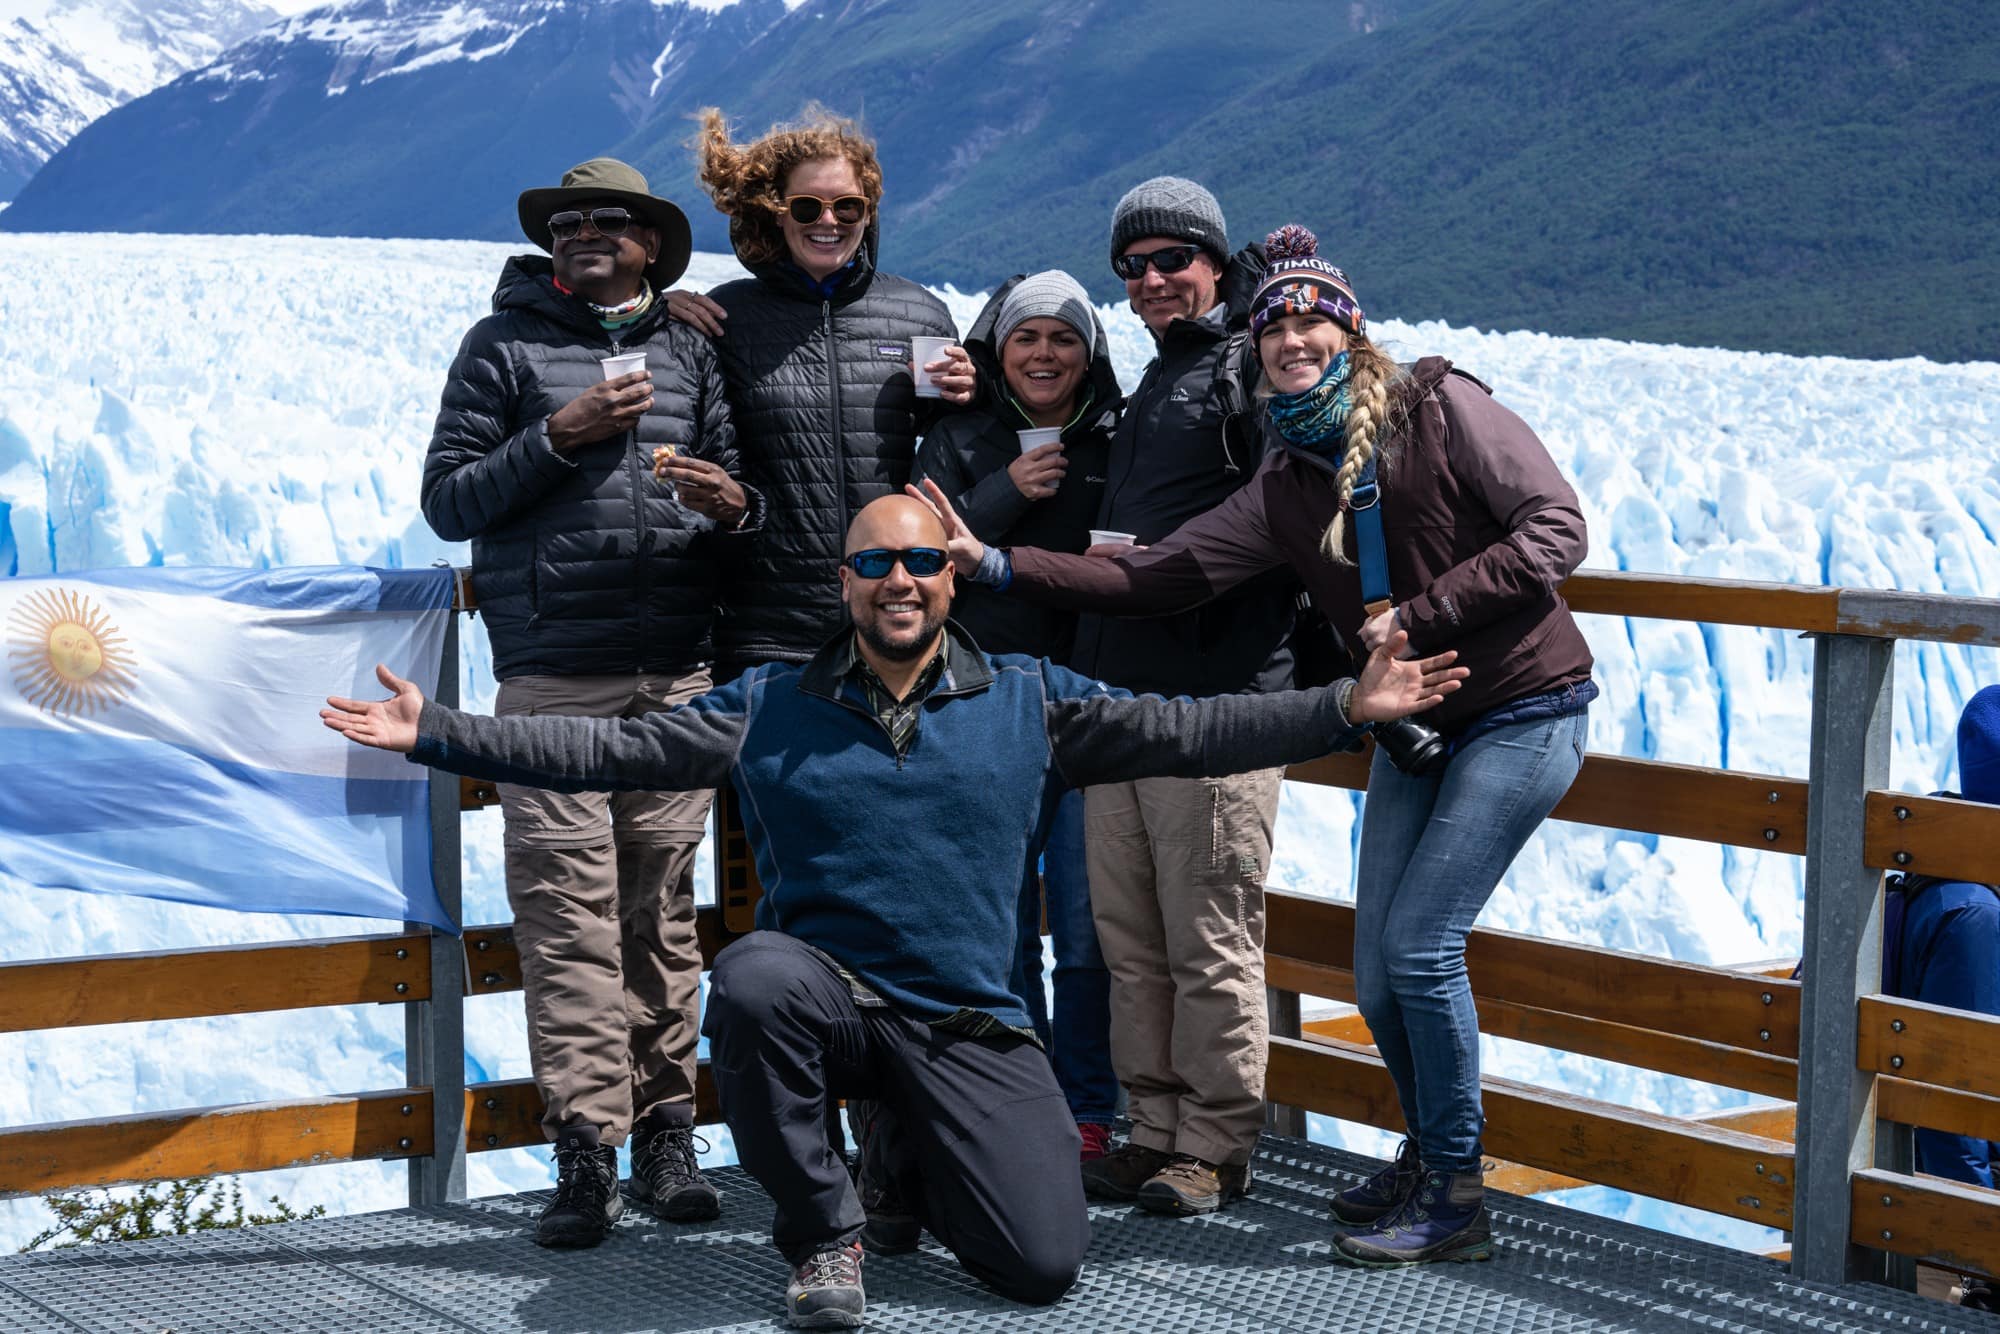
{"left": 1321, "top": 341, "right": 1394, "bottom": 564}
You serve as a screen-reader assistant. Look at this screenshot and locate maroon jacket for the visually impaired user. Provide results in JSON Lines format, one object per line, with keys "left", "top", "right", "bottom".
{"left": 1005, "top": 358, "right": 1593, "bottom": 733}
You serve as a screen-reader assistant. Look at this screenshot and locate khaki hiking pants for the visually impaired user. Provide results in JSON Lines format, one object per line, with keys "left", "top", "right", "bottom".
{"left": 496, "top": 668, "right": 713, "bottom": 1146}
{"left": 1084, "top": 768, "right": 1283, "bottom": 1168}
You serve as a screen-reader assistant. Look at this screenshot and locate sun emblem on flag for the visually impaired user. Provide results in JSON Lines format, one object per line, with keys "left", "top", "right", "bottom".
{"left": 6, "top": 587, "right": 139, "bottom": 717}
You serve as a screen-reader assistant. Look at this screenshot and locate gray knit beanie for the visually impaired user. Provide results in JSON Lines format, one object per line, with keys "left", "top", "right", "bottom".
{"left": 1108, "top": 176, "right": 1228, "bottom": 267}
{"left": 994, "top": 270, "right": 1097, "bottom": 352}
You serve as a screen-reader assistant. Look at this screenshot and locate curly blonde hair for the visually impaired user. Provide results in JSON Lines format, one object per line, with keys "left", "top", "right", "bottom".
{"left": 1318, "top": 334, "right": 1406, "bottom": 565}
{"left": 693, "top": 104, "right": 885, "bottom": 267}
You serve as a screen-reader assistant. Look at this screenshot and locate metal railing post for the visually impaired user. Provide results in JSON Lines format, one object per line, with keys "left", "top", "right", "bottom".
{"left": 1791, "top": 631, "right": 1893, "bottom": 1283}
{"left": 1265, "top": 986, "right": 1306, "bottom": 1137}
{"left": 408, "top": 608, "right": 468, "bottom": 1206}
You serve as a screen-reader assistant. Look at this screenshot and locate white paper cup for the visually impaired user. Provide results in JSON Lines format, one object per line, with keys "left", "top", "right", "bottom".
{"left": 911, "top": 336, "right": 953, "bottom": 398}
{"left": 1089, "top": 530, "right": 1137, "bottom": 547}
{"left": 600, "top": 351, "right": 648, "bottom": 381}
{"left": 1017, "top": 427, "right": 1063, "bottom": 453}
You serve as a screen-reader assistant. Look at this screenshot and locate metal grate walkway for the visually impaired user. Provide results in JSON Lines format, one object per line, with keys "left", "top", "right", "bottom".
{"left": 1, "top": 1137, "right": 1993, "bottom": 1333}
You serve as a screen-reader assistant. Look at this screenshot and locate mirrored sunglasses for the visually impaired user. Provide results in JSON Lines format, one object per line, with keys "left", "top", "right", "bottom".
{"left": 548, "top": 207, "right": 635, "bottom": 242}
{"left": 1111, "top": 244, "right": 1202, "bottom": 281}
{"left": 846, "top": 547, "right": 948, "bottom": 579}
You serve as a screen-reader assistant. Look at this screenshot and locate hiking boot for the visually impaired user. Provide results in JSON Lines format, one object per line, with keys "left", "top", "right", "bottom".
{"left": 1328, "top": 1137, "right": 1422, "bottom": 1228}
{"left": 849, "top": 1099, "right": 921, "bottom": 1254}
{"left": 1331, "top": 1168, "right": 1492, "bottom": 1266}
{"left": 628, "top": 1105, "right": 721, "bottom": 1222}
{"left": 1080, "top": 1141, "right": 1173, "bottom": 1201}
{"left": 1077, "top": 1121, "right": 1114, "bottom": 1163}
{"left": 1134, "top": 1153, "right": 1252, "bottom": 1216}
{"left": 785, "top": 1240, "right": 865, "bottom": 1328}
{"left": 536, "top": 1126, "right": 622, "bottom": 1249}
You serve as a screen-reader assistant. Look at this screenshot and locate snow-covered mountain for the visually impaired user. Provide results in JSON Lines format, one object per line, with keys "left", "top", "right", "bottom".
{"left": 0, "top": 0, "right": 278, "bottom": 198}
{"left": 0, "top": 231, "right": 1997, "bottom": 1255}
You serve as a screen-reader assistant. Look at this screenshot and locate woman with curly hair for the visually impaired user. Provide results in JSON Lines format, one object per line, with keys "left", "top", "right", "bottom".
{"left": 916, "top": 223, "right": 1597, "bottom": 1269}
{"left": 663, "top": 104, "right": 975, "bottom": 671}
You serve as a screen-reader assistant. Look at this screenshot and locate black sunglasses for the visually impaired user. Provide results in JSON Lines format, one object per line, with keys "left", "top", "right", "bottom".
{"left": 846, "top": 547, "right": 949, "bottom": 579}
{"left": 548, "top": 207, "right": 636, "bottom": 242}
{"left": 784, "top": 193, "right": 869, "bottom": 226}
{"left": 1112, "top": 244, "right": 1203, "bottom": 281}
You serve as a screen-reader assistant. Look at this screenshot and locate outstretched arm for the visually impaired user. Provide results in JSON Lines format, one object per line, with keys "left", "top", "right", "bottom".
{"left": 1045, "top": 634, "right": 1466, "bottom": 789}
{"left": 323, "top": 665, "right": 748, "bottom": 793}
{"left": 908, "top": 471, "right": 1285, "bottom": 617}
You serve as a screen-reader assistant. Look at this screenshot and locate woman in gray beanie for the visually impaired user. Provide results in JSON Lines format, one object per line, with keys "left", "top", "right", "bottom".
{"left": 912, "top": 270, "right": 1124, "bottom": 1163}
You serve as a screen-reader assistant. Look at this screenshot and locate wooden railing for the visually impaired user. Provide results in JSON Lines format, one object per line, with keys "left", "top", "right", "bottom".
{"left": 2, "top": 569, "right": 1999, "bottom": 1296}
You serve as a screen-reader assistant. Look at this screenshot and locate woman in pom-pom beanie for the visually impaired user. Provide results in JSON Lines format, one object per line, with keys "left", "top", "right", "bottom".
{"left": 917, "top": 223, "right": 1598, "bottom": 1266}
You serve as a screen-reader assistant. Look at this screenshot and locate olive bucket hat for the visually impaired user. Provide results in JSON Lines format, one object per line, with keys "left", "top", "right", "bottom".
{"left": 517, "top": 157, "right": 693, "bottom": 289}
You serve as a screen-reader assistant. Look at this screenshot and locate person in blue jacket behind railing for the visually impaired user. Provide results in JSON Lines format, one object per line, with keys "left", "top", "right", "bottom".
{"left": 1897, "top": 686, "right": 2000, "bottom": 1194}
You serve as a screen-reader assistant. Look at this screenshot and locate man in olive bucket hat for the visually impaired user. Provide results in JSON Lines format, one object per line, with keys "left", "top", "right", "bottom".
{"left": 422, "top": 157, "right": 763, "bottom": 1249}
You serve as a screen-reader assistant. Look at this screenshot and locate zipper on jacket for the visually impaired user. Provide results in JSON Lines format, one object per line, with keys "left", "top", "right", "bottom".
{"left": 824, "top": 300, "right": 848, "bottom": 542}
{"left": 611, "top": 329, "right": 652, "bottom": 672}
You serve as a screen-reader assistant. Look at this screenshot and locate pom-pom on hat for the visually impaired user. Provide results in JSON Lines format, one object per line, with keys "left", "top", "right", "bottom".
{"left": 1248, "top": 224, "right": 1364, "bottom": 342}
{"left": 1958, "top": 684, "right": 2000, "bottom": 806}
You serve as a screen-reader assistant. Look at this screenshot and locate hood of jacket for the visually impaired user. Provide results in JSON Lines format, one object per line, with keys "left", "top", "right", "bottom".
{"left": 960, "top": 272, "right": 1123, "bottom": 436}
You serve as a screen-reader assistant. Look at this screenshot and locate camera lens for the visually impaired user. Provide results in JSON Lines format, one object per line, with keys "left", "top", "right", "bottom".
{"left": 1372, "top": 719, "right": 1450, "bottom": 776}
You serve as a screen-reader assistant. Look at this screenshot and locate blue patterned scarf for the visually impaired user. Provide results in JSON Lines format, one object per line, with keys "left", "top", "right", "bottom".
{"left": 1267, "top": 351, "right": 1352, "bottom": 455}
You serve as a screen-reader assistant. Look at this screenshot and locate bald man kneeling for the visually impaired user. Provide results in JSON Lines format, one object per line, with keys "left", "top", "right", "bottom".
{"left": 324, "top": 496, "right": 1465, "bottom": 1328}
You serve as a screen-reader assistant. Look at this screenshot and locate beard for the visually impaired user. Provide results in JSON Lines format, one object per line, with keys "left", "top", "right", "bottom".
{"left": 855, "top": 606, "right": 948, "bottom": 662}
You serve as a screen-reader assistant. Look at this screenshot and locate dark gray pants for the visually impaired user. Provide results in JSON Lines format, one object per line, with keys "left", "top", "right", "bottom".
{"left": 703, "top": 931, "right": 1087, "bottom": 1305}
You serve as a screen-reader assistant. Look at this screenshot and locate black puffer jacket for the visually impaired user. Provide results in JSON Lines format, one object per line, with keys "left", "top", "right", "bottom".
{"left": 704, "top": 232, "right": 958, "bottom": 668}
{"left": 1073, "top": 244, "right": 1299, "bottom": 698}
{"left": 913, "top": 274, "right": 1119, "bottom": 665}
{"left": 421, "top": 255, "right": 740, "bottom": 680}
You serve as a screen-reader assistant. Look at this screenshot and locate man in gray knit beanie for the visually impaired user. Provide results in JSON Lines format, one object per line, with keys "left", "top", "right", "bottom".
{"left": 1108, "top": 175, "right": 1229, "bottom": 270}
{"left": 1077, "top": 170, "right": 1300, "bottom": 1220}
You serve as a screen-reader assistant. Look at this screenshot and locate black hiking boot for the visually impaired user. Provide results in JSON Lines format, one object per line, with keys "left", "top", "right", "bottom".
{"left": 1329, "top": 1137, "right": 1422, "bottom": 1228}
{"left": 1331, "top": 1168, "right": 1493, "bottom": 1267}
{"left": 536, "top": 1125, "right": 622, "bottom": 1249}
{"left": 1080, "top": 1141, "right": 1174, "bottom": 1201}
{"left": 786, "top": 1240, "right": 865, "bottom": 1328}
{"left": 629, "top": 1105, "right": 721, "bottom": 1222}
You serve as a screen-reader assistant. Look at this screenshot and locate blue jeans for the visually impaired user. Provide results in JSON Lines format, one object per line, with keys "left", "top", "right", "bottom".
{"left": 1014, "top": 791, "right": 1118, "bottom": 1124}
{"left": 1352, "top": 708, "right": 1588, "bottom": 1174}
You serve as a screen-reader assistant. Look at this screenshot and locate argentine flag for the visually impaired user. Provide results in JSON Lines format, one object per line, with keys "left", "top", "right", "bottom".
{"left": 0, "top": 565, "right": 456, "bottom": 931}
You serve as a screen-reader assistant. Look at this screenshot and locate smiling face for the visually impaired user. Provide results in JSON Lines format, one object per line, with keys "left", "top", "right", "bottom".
{"left": 999, "top": 317, "right": 1090, "bottom": 428}
{"left": 841, "top": 497, "right": 954, "bottom": 663}
{"left": 779, "top": 156, "right": 869, "bottom": 282}
{"left": 1120, "top": 235, "right": 1220, "bottom": 337}
{"left": 1257, "top": 311, "right": 1349, "bottom": 394}
{"left": 549, "top": 196, "right": 659, "bottom": 303}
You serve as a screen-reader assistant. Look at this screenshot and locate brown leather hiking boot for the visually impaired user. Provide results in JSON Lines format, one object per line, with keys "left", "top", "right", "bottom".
{"left": 1134, "top": 1153, "right": 1252, "bottom": 1216}
{"left": 1080, "top": 1141, "right": 1173, "bottom": 1201}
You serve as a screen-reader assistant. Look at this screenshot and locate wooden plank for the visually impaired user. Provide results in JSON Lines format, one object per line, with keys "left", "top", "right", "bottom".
{"left": 1857, "top": 995, "right": 2000, "bottom": 1101}
{"left": 460, "top": 775, "right": 500, "bottom": 810}
{"left": 1877, "top": 1077, "right": 2000, "bottom": 1147}
{"left": 1267, "top": 1036, "right": 1793, "bottom": 1228}
{"left": 1560, "top": 571, "right": 1839, "bottom": 634}
{"left": 1486, "top": 1105, "right": 1797, "bottom": 1198}
{"left": 1837, "top": 588, "right": 2000, "bottom": 648}
{"left": 1283, "top": 961, "right": 1796, "bottom": 1098}
{"left": 1551, "top": 757, "right": 1807, "bottom": 855}
{"left": 466, "top": 1068, "right": 722, "bottom": 1153}
{"left": 1864, "top": 790, "right": 2000, "bottom": 884}
{"left": 1851, "top": 1168, "right": 2000, "bottom": 1279}
{"left": 1268, "top": 892, "right": 1801, "bottom": 1056}
{"left": 0, "top": 935, "right": 430, "bottom": 1034}
{"left": 0, "top": 1090, "right": 432, "bottom": 1198}
{"left": 1283, "top": 752, "right": 1809, "bottom": 854}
